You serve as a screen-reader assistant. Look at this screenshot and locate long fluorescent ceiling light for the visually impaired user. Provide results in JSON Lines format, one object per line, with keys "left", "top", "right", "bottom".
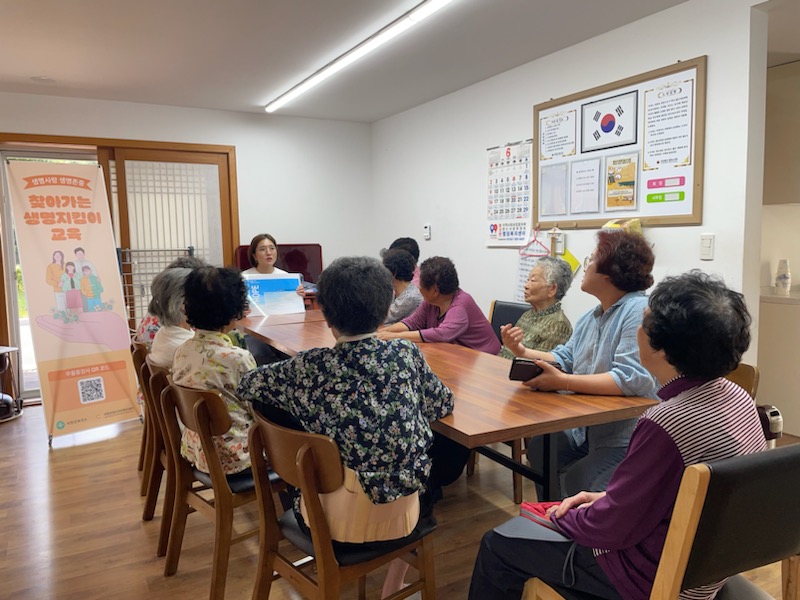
{"left": 264, "top": 0, "right": 456, "bottom": 113}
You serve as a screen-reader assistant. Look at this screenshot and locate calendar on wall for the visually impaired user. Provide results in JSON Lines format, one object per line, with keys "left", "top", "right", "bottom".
{"left": 486, "top": 139, "right": 533, "bottom": 247}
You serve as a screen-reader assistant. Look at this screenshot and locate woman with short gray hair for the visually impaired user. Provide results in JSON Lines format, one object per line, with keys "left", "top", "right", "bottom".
{"left": 499, "top": 256, "right": 574, "bottom": 360}
{"left": 149, "top": 267, "right": 195, "bottom": 367}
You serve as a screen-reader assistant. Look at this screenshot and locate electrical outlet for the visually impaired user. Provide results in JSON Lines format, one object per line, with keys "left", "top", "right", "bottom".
{"left": 423, "top": 223, "right": 431, "bottom": 240}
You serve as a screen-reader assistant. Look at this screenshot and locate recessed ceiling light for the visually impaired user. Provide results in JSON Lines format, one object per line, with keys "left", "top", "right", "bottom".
{"left": 30, "top": 76, "right": 56, "bottom": 84}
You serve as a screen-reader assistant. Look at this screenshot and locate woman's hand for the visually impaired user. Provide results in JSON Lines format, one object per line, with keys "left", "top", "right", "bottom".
{"left": 546, "top": 491, "right": 606, "bottom": 518}
{"left": 500, "top": 324, "right": 525, "bottom": 356}
{"left": 295, "top": 284, "right": 305, "bottom": 297}
{"left": 376, "top": 330, "right": 398, "bottom": 340}
{"left": 523, "top": 360, "right": 569, "bottom": 391}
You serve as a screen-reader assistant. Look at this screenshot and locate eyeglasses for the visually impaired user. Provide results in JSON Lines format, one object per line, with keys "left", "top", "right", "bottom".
{"left": 583, "top": 255, "right": 594, "bottom": 270}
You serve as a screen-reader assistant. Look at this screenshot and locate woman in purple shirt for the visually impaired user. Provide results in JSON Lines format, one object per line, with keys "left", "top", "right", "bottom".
{"left": 468, "top": 271, "right": 766, "bottom": 600}
{"left": 379, "top": 256, "right": 501, "bottom": 355}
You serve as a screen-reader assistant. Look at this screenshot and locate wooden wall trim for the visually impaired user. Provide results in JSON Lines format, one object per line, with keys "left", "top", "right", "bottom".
{"left": 0, "top": 133, "right": 235, "bottom": 155}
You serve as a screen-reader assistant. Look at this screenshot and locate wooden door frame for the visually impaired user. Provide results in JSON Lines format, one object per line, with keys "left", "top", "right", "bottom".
{"left": 0, "top": 132, "right": 239, "bottom": 351}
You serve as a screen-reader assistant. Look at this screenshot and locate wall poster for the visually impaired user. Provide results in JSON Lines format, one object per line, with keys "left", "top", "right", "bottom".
{"left": 486, "top": 139, "right": 533, "bottom": 247}
{"left": 533, "top": 56, "right": 706, "bottom": 229}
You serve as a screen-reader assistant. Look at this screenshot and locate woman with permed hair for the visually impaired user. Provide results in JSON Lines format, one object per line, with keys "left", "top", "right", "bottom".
{"left": 172, "top": 266, "right": 257, "bottom": 475}
{"left": 379, "top": 256, "right": 500, "bottom": 355}
{"left": 503, "top": 230, "right": 658, "bottom": 498}
{"left": 238, "top": 256, "right": 453, "bottom": 597}
{"left": 382, "top": 248, "right": 423, "bottom": 325}
{"left": 499, "top": 256, "right": 574, "bottom": 360}
{"left": 470, "top": 270, "right": 765, "bottom": 600}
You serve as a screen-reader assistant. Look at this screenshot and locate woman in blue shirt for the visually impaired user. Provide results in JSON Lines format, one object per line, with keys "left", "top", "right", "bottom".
{"left": 502, "top": 230, "right": 657, "bottom": 498}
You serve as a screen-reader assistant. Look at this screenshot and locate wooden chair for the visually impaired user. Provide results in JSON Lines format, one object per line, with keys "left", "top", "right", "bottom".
{"left": 248, "top": 410, "right": 437, "bottom": 599}
{"left": 141, "top": 357, "right": 173, "bottom": 556}
{"left": 160, "top": 382, "right": 260, "bottom": 600}
{"left": 725, "top": 363, "right": 760, "bottom": 399}
{"left": 131, "top": 341, "right": 150, "bottom": 482}
{"left": 524, "top": 444, "right": 800, "bottom": 600}
{"left": 467, "top": 300, "right": 532, "bottom": 504}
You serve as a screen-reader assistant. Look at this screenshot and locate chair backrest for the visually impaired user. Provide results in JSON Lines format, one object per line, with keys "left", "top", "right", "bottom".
{"left": 725, "top": 363, "right": 760, "bottom": 399}
{"left": 489, "top": 300, "right": 530, "bottom": 342}
{"left": 652, "top": 444, "right": 800, "bottom": 597}
{"left": 250, "top": 410, "right": 342, "bottom": 492}
{"left": 164, "top": 382, "right": 236, "bottom": 493}
{"left": 131, "top": 341, "right": 148, "bottom": 380}
{"left": 145, "top": 356, "right": 171, "bottom": 439}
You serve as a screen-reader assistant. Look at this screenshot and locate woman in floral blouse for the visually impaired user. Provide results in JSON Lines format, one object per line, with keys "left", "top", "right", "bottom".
{"left": 172, "top": 266, "right": 256, "bottom": 475}
{"left": 238, "top": 256, "right": 454, "bottom": 598}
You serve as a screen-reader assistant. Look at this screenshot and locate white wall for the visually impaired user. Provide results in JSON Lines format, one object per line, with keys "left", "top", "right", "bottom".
{"left": 371, "top": 0, "right": 768, "bottom": 363}
{"left": 0, "top": 92, "right": 375, "bottom": 263}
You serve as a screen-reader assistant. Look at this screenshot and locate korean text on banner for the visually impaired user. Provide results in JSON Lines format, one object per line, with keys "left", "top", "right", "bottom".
{"left": 5, "top": 162, "right": 139, "bottom": 438}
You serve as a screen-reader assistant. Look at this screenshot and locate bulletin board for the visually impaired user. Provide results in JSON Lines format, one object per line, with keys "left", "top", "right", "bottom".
{"left": 533, "top": 56, "right": 706, "bottom": 229}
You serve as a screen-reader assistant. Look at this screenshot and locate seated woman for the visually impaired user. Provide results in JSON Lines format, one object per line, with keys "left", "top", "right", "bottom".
{"left": 242, "top": 233, "right": 305, "bottom": 295}
{"left": 499, "top": 256, "right": 574, "bottom": 360}
{"left": 237, "top": 256, "right": 454, "bottom": 598}
{"left": 172, "top": 266, "right": 256, "bottom": 475}
{"left": 133, "top": 256, "right": 206, "bottom": 347}
{"left": 379, "top": 256, "right": 501, "bottom": 355}
{"left": 382, "top": 248, "right": 423, "bottom": 325}
{"left": 384, "top": 237, "right": 421, "bottom": 285}
{"left": 148, "top": 267, "right": 194, "bottom": 368}
{"left": 503, "top": 230, "right": 657, "bottom": 498}
{"left": 469, "top": 270, "right": 766, "bottom": 600}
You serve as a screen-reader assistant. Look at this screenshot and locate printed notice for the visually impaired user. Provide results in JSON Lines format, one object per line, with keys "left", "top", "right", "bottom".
{"left": 539, "top": 110, "right": 577, "bottom": 161}
{"left": 606, "top": 153, "right": 638, "bottom": 211}
{"left": 570, "top": 159, "right": 601, "bottom": 214}
{"left": 643, "top": 79, "right": 694, "bottom": 170}
{"left": 539, "top": 163, "right": 569, "bottom": 216}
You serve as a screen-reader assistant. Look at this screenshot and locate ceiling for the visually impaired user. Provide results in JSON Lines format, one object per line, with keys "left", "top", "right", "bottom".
{"left": 0, "top": 0, "right": 797, "bottom": 123}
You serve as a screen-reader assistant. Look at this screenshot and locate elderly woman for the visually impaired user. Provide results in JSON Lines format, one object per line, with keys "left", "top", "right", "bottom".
{"left": 148, "top": 267, "right": 194, "bottom": 368}
{"left": 470, "top": 270, "right": 766, "bottom": 600}
{"left": 503, "top": 230, "right": 657, "bottom": 497}
{"left": 379, "top": 256, "right": 501, "bottom": 355}
{"left": 237, "top": 256, "right": 454, "bottom": 598}
{"left": 133, "top": 256, "right": 206, "bottom": 347}
{"left": 499, "top": 256, "right": 574, "bottom": 360}
{"left": 382, "top": 248, "right": 423, "bottom": 325}
{"left": 172, "top": 266, "right": 256, "bottom": 475}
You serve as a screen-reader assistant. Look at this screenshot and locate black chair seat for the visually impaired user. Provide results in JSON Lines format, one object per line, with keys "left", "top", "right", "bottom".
{"left": 192, "top": 466, "right": 281, "bottom": 494}
{"left": 714, "top": 574, "right": 773, "bottom": 600}
{"left": 279, "top": 509, "right": 436, "bottom": 567}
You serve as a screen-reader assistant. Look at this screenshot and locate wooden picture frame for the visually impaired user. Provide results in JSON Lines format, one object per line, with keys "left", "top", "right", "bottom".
{"left": 533, "top": 56, "right": 706, "bottom": 230}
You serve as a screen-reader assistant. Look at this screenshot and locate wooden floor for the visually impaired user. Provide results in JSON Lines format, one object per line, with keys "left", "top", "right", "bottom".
{"left": 0, "top": 405, "right": 788, "bottom": 599}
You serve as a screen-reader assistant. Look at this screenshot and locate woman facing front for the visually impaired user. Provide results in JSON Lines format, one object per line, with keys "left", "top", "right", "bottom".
{"left": 46, "top": 250, "right": 66, "bottom": 311}
{"left": 379, "top": 256, "right": 501, "bottom": 355}
{"left": 503, "top": 230, "right": 657, "bottom": 497}
{"left": 469, "top": 270, "right": 766, "bottom": 600}
{"left": 237, "top": 256, "right": 454, "bottom": 597}
{"left": 172, "top": 266, "right": 256, "bottom": 475}
{"left": 499, "top": 256, "right": 574, "bottom": 360}
{"left": 242, "top": 233, "right": 287, "bottom": 275}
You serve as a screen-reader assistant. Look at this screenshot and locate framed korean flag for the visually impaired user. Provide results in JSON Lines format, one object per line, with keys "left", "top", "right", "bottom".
{"left": 581, "top": 91, "right": 638, "bottom": 153}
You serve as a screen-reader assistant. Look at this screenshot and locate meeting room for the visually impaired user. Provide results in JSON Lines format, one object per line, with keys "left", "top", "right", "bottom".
{"left": 0, "top": 1, "right": 799, "bottom": 598}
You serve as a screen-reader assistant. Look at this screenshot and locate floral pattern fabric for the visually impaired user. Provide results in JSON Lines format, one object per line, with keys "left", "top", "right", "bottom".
{"left": 133, "top": 313, "right": 161, "bottom": 349}
{"left": 172, "top": 329, "right": 257, "bottom": 474}
{"left": 237, "top": 336, "right": 454, "bottom": 504}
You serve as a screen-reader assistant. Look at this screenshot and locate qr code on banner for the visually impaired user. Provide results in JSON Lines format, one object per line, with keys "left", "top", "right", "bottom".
{"left": 78, "top": 376, "right": 106, "bottom": 404}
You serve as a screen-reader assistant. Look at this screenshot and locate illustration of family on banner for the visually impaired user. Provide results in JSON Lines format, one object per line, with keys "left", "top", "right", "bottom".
{"left": 6, "top": 161, "right": 139, "bottom": 440}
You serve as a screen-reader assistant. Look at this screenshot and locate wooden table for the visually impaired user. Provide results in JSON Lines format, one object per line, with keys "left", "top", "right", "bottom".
{"left": 241, "top": 316, "right": 657, "bottom": 499}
